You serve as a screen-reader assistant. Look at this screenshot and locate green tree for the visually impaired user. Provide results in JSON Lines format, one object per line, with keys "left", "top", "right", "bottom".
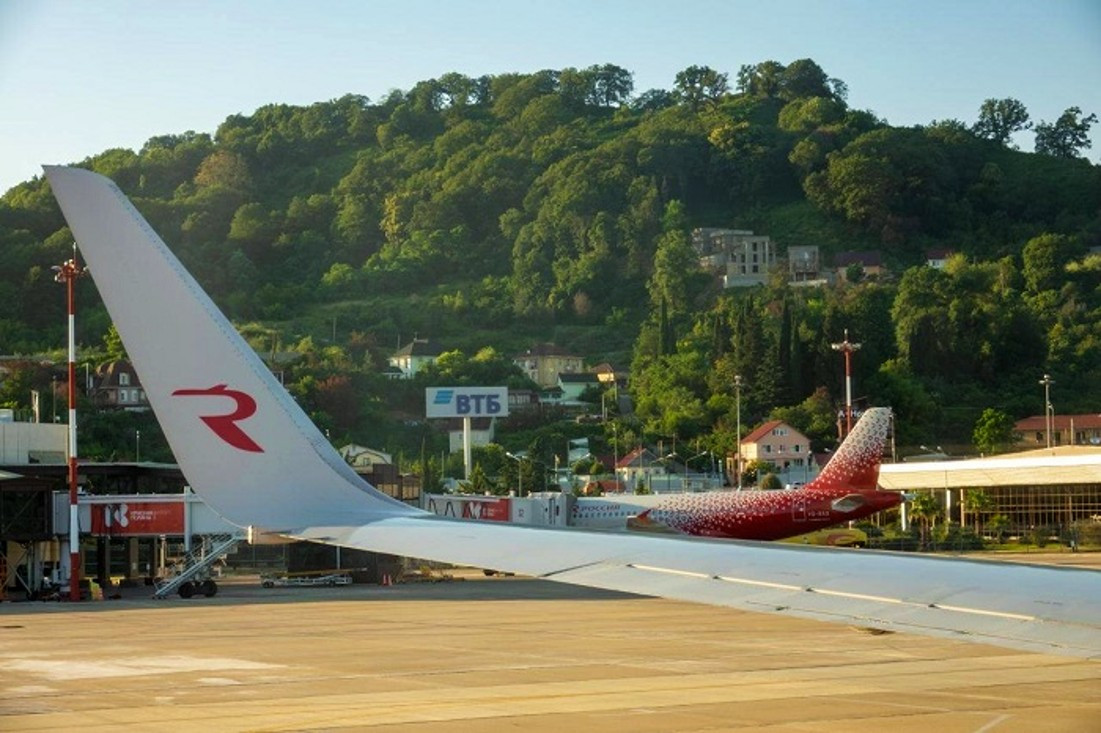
{"left": 972, "top": 98, "right": 1031, "bottom": 146}
{"left": 972, "top": 408, "right": 1017, "bottom": 455}
{"left": 467, "top": 463, "right": 493, "bottom": 494}
{"left": 589, "top": 63, "right": 634, "bottom": 107}
{"left": 908, "top": 491, "right": 942, "bottom": 549}
{"left": 962, "top": 489, "right": 994, "bottom": 535}
{"left": 759, "top": 473, "right": 783, "bottom": 490}
{"left": 778, "top": 59, "right": 835, "bottom": 100}
{"left": 736, "top": 61, "right": 785, "bottom": 97}
{"left": 673, "top": 65, "right": 729, "bottom": 109}
{"left": 1034, "top": 106, "right": 1098, "bottom": 158}
{"left": 1022, "top": 233, "right": 1074, "bottom": 295}
{"left": 103, "top": 323, "right": 128, "bottom": 362}
{"left": 194, "top": 149, "right": 253, "bottom": 191}
{"left": 987, "top": 514, "right": 1010, "bottom": 543}
{"left": 649, "top": 201, "right": 697, "bottom": 312}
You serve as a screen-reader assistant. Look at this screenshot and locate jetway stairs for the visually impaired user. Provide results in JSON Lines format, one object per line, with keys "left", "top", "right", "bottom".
{"left": 153, "top": 532, "right": 244, "bottom": 599}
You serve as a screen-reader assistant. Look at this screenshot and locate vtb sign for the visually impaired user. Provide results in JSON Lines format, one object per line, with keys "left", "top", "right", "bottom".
{"left": 426, "top": 387, "right": 509, "bottom": 418}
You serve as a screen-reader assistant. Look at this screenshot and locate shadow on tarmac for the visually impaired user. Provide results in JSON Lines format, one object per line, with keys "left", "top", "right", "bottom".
{"left": 0, "top": 574, "right": 640, "bottom": 614}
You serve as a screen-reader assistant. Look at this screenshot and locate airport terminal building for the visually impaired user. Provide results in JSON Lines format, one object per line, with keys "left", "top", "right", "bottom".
{"left": 879, "top": 446, "right": 1101, "bottom": 536}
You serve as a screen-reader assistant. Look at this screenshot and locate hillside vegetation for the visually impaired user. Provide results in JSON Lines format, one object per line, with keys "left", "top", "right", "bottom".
{"left": 1, "top": 60, "right": 1098, "bottom": 480}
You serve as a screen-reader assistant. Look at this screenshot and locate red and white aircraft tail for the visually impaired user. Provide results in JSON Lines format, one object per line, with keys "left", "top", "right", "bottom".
{"left": 45, "top": 166, "right": 1101, "bottom": 659}
{"left": 802, "top": 409, "right": 886, "bottom": 493}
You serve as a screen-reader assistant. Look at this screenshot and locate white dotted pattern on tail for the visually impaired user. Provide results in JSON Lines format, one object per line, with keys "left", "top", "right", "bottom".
{"left": 810, "top": 407, "right": 891, "bottom": 493}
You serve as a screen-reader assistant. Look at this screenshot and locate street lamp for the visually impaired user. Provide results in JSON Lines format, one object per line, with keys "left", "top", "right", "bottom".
{"left": 1039, "top": 374, "right": 1055, "bottom": 448}
{"left": 135, "top": 429, "right": 141, "bottom": 462}
{"left": 831, "top": 329, "right": 862, "bottom": 437}
{"left": 506, "top": 452, "right": 524, "bottom": 496}
{"left": 734, "top": 374, "right": 744, "bottom": 490}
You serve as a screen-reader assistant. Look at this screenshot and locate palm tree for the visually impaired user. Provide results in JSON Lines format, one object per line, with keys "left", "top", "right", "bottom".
{"left": 908, "top": 491, "right": 943, "bottom": 550}
{"left": 987, "top": 514, "right": 1011, "bottom": 544}
{"left": 962, "top": 489, "right": 995, "bottom": 536}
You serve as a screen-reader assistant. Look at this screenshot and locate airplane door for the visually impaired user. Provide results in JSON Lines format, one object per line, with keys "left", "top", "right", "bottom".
{"left": 792, "top": 495, "right": 807, "bottom": 522}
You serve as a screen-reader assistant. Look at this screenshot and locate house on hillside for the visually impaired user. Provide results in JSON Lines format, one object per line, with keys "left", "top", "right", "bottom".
{"left": 91, "top": 360, "right": 149, "bottom": 410}
{"left": 736, "top": 420, "right": 814, "bottom": 485}
{"left": 507, "top": 388, "right": 539, "bottom": 411}
{"left": 834, "top": 251, "right": 886, "bottom": 282}
{"left": 338, "top": 444, "right": 393, "bottom": 470}
{"left": 513, "top": 343, "right": 583, "bottom": 388}
{"left": 787, "top": 245, "right": 823, "bottom": 284}
{"left": 556, "top": 373, "right": 601, "bottom": 405}
{"left": 444, "top": 417, "right": 495, "bottom": 453}
{"left": 1014, "top": 414, "right": 1101, "bottom": 448}
{"left": 338, "top": 444, "right": 420, "bottom": 502}
{"left": 925, "top": 248, "right": 954, "bottom": 269}
{"left": 615, "top": 446, "right": 667, "bottom": 493}
{"left": 692, "top": 228, "right": 777, "bottom": 288}
{"left": 591, "top": 362, "right": 627, "bottom": 388}
{"left": 389, "top": 338, "right": 443, "bottom": 378}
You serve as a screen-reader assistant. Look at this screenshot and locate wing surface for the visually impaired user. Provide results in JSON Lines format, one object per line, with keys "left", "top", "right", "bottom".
{"left": 292, "top": 516, "right": 1101, "bottom": 658}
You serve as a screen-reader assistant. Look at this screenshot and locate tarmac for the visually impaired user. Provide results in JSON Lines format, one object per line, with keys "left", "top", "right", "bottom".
{"left": 1, "top": 554, "right": 1099, "bottom": 732}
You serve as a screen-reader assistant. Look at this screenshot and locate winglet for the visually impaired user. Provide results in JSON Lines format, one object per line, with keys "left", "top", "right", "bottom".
{"left": 44, "top": 166, "right": 419, "bottom": 529}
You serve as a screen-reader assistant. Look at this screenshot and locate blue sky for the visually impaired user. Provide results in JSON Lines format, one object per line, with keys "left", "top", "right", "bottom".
{"left": 1, "top": 0, "right": 1098, "bottom": 194}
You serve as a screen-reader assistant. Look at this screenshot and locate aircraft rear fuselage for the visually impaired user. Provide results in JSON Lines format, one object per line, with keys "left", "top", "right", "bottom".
{"left": 628, "top": 487, "right": 902, "bottom": 540}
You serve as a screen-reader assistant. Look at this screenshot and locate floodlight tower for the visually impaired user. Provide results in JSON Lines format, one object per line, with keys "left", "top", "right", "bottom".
{"left": 831, "top": 329, "right": 862, "bottom": 437}
{"left": 1039, "top": 374, "right": 1055, "bottom": 448}
{"left": 53, "top": 246, "right": 86, "bottom": 602}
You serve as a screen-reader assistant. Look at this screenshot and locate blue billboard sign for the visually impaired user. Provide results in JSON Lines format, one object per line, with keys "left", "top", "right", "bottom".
{"left": 425, "top": 387, "right": 509, "bottom": 418}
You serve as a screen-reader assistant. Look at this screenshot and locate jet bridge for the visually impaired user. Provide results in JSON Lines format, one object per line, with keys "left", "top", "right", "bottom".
{"left": 51, "top": 488, "right": 243, "bottom": 596}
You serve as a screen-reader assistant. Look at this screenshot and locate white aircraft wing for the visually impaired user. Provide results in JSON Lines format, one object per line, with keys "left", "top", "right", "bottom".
{"left": 44, "top": 165, "right": 1101, "bottom": 660}
{"left": 292, "top": 517, "right": 1101, "bottom": 658}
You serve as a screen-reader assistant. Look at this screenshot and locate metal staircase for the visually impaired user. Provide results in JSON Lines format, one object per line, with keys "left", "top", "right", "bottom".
{"left": 153, "top": 532, "right": 243, "bottom": 599}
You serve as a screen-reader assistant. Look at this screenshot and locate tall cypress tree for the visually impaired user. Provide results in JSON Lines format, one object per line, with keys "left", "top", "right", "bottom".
{"left": 778, "top": 298, "right": 793, "bottom": 403}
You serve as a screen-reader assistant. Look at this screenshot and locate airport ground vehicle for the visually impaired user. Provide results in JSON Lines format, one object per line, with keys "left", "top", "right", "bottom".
{"left": 261, "top": 573, "right": 352, "bottom": 588}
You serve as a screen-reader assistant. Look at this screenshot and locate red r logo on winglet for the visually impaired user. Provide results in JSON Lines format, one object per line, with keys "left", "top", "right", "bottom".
{"left": 172, "top": 384, "right": 264, "bottom": 453}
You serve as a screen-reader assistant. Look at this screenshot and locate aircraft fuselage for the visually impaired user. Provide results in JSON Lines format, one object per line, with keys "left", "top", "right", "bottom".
{"left": 573, "top": 488, "right": 901, "bottom": 541}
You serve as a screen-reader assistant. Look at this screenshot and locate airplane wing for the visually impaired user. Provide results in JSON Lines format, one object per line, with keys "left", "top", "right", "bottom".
{"left": 291, "top": 516, "right": 1101, "bottom": 658}
{"left": 44, "top": 165, "right": 1101, "bottom": 660}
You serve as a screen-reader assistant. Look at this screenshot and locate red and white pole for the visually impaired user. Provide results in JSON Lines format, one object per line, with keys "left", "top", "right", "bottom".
{"left": 830, "top": 329, "right": 862, "bottom": 438}
{"left": 54, "top": 248, "right": 86, "bottom": 602}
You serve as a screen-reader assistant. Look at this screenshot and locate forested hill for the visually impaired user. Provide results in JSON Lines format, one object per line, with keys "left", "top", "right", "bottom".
{"left": 1, "top": 60, "right": 1099, "bottom": 452}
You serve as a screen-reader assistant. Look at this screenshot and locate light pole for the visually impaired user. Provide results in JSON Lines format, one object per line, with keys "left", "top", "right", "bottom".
{"left": 506, "top": 452, "right": 523, "bottom": 496}
{"left": 734, "top": 374, "right": 743, "bottom": 490}
{"left": 52, "top": 247, "right": 86, "bottom": 602}
{"left": 831, "top": 329, "right": 862, "bottom": 437}
{"left": 1039, "top": 374, "right": 1055, "bottom": 448}
{"left": 135, "top": 429, "right": 141, "bottom": 462}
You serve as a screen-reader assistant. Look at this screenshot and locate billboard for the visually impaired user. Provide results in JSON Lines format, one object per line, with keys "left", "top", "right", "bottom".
{"left": 90, "top": 502, "right": 185, "bottom": 535}
{"left": 425, "top": 387, "right": 509, "bottom": 418}
{"left": 424, "top": 495, "right": 511, "bottom": 522}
